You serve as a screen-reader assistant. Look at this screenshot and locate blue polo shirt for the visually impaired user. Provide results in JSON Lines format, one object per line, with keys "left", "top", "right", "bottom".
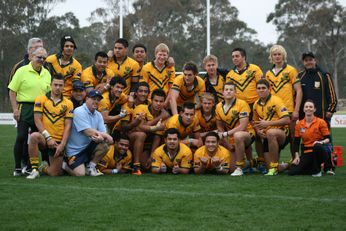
{"left": 66, "top": 103, "right": 106, "bottom": 157}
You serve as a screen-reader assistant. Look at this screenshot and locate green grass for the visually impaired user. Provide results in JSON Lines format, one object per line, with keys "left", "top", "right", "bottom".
{"left": 1, "top": 125, "right": 346, "bottom": 230}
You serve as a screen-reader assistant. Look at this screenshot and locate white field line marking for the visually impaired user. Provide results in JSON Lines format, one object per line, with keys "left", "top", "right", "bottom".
{"left": 1, "top": 182, "right": 345, "bottom": 203}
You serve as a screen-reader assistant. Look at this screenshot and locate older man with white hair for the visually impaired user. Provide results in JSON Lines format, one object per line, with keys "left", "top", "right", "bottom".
{"left": 8, "top": 47, "right": 51, "bottom": 176}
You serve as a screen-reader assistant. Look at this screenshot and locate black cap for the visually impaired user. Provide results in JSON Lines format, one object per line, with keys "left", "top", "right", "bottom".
{"left": 302, "top": 51, "right": 315, "bottom": 60}
{"left": 72, "top": 81, "right": 86, "bottom": 91}
{"left": 87, "top": 90, "right": 103, "bottom": 99}
{"left": 61, "top": 35, "right": 77, "bottom": 51}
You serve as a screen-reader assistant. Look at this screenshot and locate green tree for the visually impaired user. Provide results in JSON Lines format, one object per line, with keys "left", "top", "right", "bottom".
{"left": 0, "top": 0, "right": 65, "bottom": 111}
{"left": 267, "top": 0, "right": 346, "bottom": 99}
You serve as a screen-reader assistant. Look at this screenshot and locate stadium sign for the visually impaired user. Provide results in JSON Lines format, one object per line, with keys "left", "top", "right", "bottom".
{"left": 331, "top": 114, "right": 346, "bottom": 128}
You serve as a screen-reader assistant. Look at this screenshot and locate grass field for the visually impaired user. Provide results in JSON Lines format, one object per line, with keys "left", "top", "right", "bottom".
{"left": 1, "top": 125, "right": 345, "bottom": 230}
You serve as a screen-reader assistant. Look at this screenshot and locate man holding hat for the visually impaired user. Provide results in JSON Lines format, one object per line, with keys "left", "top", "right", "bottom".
{"left": 64, "top": 90, "right": 113, "bottom": 176}
{"left": 46, "top": 35, "right": 82, "bottom": 97}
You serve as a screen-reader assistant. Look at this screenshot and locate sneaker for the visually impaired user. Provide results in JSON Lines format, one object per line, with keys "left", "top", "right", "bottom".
{"left": 326, "top": 170, "right": 335, "bottom": 176}
{"left": 242, "top": 161, "right": 256, "bottom": 174}
{"left": 21, "top": 165, "right": 31, "bottom": 175}
{"left": 22, "top": 165, "right": 30, "bottom": 175}
{"left": 231, "top": 167, "right": 243, "bottom": 176}
{"left": 312, "top": 171, "right": 322, "bottom": 177}
{"left": 13, "top": 168, "right": 22, "bottom": 177}
{"left": 132, "top": 169, "right": 142, "bottom": 175}
{"left": 257, "top": 164, "right": 268, "bottom": 174}
{"left": 87, "top": 166, "right": 103, "bottom": 176}
{"left": 38, "top": 161, "right": 49, "bottom": 174}
{"left": 26, "top": 169, "right": 40, "bottom": 179}
{"left": 265, "top": 168, "right": 278, "bottom": 176}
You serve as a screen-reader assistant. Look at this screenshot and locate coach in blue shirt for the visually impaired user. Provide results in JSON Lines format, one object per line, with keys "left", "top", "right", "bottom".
{"left": 65, "top": 90, "right": 113, "bottom": 176}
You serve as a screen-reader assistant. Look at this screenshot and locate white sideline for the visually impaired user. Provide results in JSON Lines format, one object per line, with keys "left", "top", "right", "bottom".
{"left": 1, "top": 182, "right": 345, "bottom": 203}
{"left": 1, "top": 113, "right": 346, "bottom": 127}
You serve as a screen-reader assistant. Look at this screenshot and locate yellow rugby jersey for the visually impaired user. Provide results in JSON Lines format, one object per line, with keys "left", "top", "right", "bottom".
{"left": 165, "top": 114, "right": 201, "bottom": 139}
{"left": 226, "top": 63, "right": 263, "bottom": 104}
{"left": 111, "top": 100, "right": 150, "bottom": 133}
{"left": 171, "top": 75, "right": 206, "bottom": 105}
{"left": 193, "top": 145, "right": 230, "bottom": 170}
{"left": 265, "top": 64, "right": 299, "bottom": 113}
{"left": 132, "top": 104, "right": 156, "bottom": 122}
{"left": 205, "top": 74, "right": 225, "bottom": 103}
{"left": 132, "top": 104, "right": 165, "bottom": 135}
{"left": 253, "top": 94, "right": 290, "bottom": 130}
{"left": 215, "top": 99, "right": 251, "bottom": 131}
{"left": 34, "top": 92, "right": 73, "bottom": 142}
{"left": 81, "top": 65, "right": 114, "bottom": 89}
{"left": 98, "top": 91, "right": 128, "bottom": 113}
{"left": 45, "top": 54, "right": 82, "bottom": 97}
{"left": 195, "top": 109, "right": 217, "bottom": 132}
{"left": 140, "top": 61, "right": 175, "bottom": 96}
{"left": 107, "top": 56, "right": 140, "bottom": 95}
{"left": 151, "top": 143, "right": 192, "bottom": 169}
{"left": 97, "top": 145, "right": 132, "bottom": 171}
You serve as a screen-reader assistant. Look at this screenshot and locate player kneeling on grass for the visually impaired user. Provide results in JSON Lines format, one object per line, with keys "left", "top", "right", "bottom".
{"left": 193, "top": 131, "right": 230, "bottom": 175}
{"left": 64, "top": 90, "right": 113, "bottom": 176}
{"left": 215, "top": 82, "right": 255, "bottom": 175}
{"left": 252, "top": 79, "right": 290, "bottom": 176}
{"left": 27, "top": 74, "right": 73, "bottom": 179}
{"left": 97, "top": 133, "right": 132, "bottom": 175}
{"left": 151, "top": 128, "right": 192, "bottom": 174}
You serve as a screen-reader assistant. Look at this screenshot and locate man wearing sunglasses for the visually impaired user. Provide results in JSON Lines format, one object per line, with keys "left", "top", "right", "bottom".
{"left": 7, "top": 37, "right": 44, "bottom": 175}
{"left": 8, "top": 47, "right": 51, "bottom": 176}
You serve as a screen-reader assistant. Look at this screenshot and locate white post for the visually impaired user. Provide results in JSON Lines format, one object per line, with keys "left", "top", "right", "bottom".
{"left": 119, "top": 0, "right": 123, "bottom": 38}
{"left": 206, "top": 0, "right": 210, "bottom": 55}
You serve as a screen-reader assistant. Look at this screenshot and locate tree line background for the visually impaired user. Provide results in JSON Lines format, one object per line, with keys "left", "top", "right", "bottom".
{"left": 1, "top": 0, "right": 346, "bottom": 111}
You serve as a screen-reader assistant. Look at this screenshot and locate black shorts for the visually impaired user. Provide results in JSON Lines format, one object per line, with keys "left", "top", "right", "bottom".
{"left": 66, "top": 142, "right": 98, "bottom": 170}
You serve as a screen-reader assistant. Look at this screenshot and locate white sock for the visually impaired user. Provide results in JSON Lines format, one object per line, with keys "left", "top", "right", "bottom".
{"left": 62, "top": 161, "right": 67, "bottom": 170}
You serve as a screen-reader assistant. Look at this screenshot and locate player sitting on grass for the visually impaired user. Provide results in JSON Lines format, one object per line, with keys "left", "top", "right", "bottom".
{"left": 97, "top": 133, "right": 132, "bottom": 175}
{"left": 193, "top": 131, "right": 230, "bottom": 175}
{"left": 151, "top": 128, "right": 192, "bottom": 174}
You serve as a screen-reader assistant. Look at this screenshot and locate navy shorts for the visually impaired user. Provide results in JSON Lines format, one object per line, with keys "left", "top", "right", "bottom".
{"left": 66, "top": 142, "right": 98, "bottom": 170}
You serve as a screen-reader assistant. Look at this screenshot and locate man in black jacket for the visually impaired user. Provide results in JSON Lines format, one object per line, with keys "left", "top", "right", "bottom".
{"left": 298, "top": 52, "right": 337, "bottom": 126}
{"left": 298, "top": 51, "right": 338, "bottom": 175}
